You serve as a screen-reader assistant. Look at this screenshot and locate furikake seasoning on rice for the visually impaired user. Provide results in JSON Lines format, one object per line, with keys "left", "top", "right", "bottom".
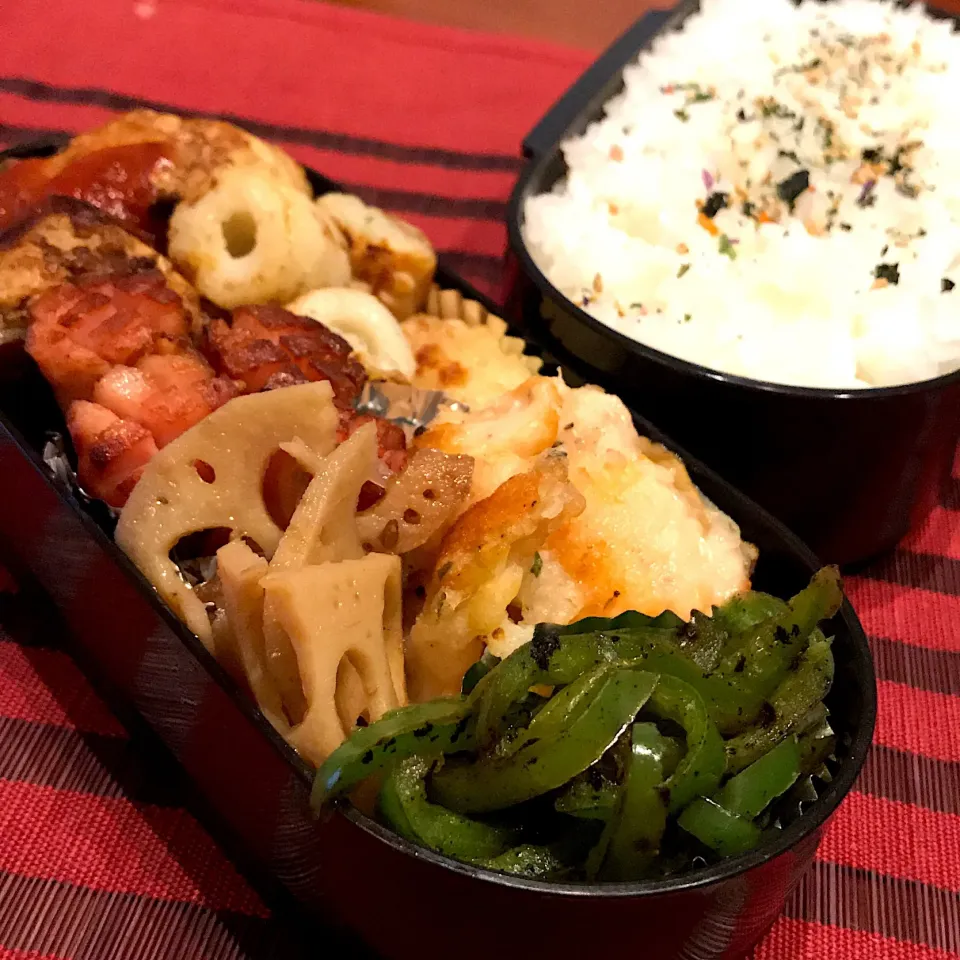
{"left": 524, "top": 0, "right": 960, "bottom": 389}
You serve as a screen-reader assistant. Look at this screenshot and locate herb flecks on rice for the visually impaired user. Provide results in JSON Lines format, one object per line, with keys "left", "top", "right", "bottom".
{"left": 523, "top": 0, "right": 960, "bottom": 389}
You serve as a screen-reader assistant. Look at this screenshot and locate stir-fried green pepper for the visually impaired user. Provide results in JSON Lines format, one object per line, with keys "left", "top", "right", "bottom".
{"left": 677, "top": 798, "right": 762, "bottom": 857}
{"left": 478, "top": 843, "right": 569, "bottom": 879}
{"left": 709, "top": 568, "right": 842, "bottom": 728}
{"left": 379, "top": 757, "right": 518, "bottom": 860}
{"left": 724, "top": 633, "right": 835, "bottom": 774}
{"left": 462, "top": 652, "right": 501, "bottom": 696}
{"left": 715, "top": 735, "right": 801, "bottom": 819}
{"left": 312, "top": 698, "right": 473, "bottom": 807}
{"left": 599, "top": 723, "right": 670, "bottom": 880}
{"left": 645, "top": 675, "right": 725, "bottom": 812}
{"left": 476, "top": 567, "right": 842, "bottom": 746}
{"left": 677, "top": 738, "right": 800, "bottom": 857}
{"left": 712, "top": 592, "right": 788, "bottom": 634}
{"left": 555, "top": 778, "right": 618, "bottom": 820}
{"left": 311, "top": 568, "right": 843, "bottom": 884}
{"left": 474, "top": 623, "right": 683, "bottom": 750}
{"left": 432, "top": 668, "right": 660, "bottom": 814}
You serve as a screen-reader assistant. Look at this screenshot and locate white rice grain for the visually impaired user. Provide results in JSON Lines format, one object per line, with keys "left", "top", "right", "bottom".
{"left": 523, "top": 0, "right": 960, "bottom": 388}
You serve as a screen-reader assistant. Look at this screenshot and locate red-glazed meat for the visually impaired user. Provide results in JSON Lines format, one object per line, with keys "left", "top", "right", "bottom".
{"left": 26, "top": 271, "right": 239, "bottom": 507}
{"left": 0, "top": 143, "right": 172, "bottom": 241}
{"left": 207, "top": 304, "right": 408, "bottom": 474}
{"left": 26, "top": 270, "right": 192, "bottom": 405}
{"left": 206, "top": 304, "right": 366, "bottom": 404}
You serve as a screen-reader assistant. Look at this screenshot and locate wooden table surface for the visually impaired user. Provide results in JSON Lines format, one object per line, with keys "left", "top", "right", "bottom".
{"left": 335, "top": 0, "right": 960, "bottom": 50}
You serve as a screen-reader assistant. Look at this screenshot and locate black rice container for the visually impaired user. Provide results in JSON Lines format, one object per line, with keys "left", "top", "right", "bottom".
{"left": 505, "top": 0, "right": 960, "bottom": 568}
{"left": 0, "top": 139, "right": 875, "bottom": 960}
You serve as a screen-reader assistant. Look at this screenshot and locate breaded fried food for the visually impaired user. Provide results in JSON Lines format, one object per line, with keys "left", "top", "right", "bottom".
{"left": 406, "top": 452, "right": 584, "bottom": 701}
{"left": 47, "top": 109, "right": 310, "bottom": 204}
{"left": 0, "top": 198, "right": 202, "bottom": 344}
{"left": 402, "top": 312, "right": 541, "bottom": 410}
{"left": 414, "top": 375, "right": 757, "bottom": 659}
{"left": 316, "top": 193, "right": 436, "bottom": 320}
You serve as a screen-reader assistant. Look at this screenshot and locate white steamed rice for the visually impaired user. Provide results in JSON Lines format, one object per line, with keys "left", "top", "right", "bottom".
{"left": 523, "top": 0, "right": 960, "bottom": 389}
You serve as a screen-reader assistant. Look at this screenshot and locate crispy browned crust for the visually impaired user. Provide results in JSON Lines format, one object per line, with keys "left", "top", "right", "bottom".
{"left": 48, "top": 110, "right": 309, "bottom": 204}
{"left": 0, "top": 197, "right": 203, "bottom": 342}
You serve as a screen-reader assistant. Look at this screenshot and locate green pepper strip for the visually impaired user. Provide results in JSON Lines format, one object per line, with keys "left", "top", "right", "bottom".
{"left": 600, "top": 723, "right": 669, "bottom": 881}
{"left": 475, "top": 626, "right": 749, "bottom": 748}
{"left": 475, "top": 628, "right": 676, "bottom": 749}
{"left": 312, "top": 697, "right": 473, "bottom": 809}
{"left": 711, "top": 567, "right": 842, "bottom": 704}
{"left": 645, "top": 675, "right": 725, "bottom": 813}
{"left": 713, "top": 592, "right": 788, "bottom": 634}
{"left": 714, "top": 735, "right": 801, "bottom": 820}
{"left": 477, "top": 843, "right": 568, "bottom": 879}
{"left": 724, "top": 634, "right": 835, "bottom": 775}
{"left": 555, "top": 779, "right": 618, "bottom": 820}
{"left": 476, "top": 569, "right": 840, "bottom": 748}
{"left": 431, "top": 668, "right": 660, "bottom": 815}
{"left": 379, "top": 757, "right": 518, "bottom": 861}
{"left": 510, "top": 663, "right": 614, "bottom": 751}
{"left": 677, "top": 798, "right": 762, "bottom": 857}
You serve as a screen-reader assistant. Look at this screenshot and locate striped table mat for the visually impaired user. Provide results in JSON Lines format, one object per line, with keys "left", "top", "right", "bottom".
{"left": 0, "top": 0, "right": 958, "bottom": 956}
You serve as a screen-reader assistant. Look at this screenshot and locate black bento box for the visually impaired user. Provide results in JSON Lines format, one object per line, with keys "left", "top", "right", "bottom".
{"left": 505, "top": 0, "right": 960, "bottom": 568}
{"left": 0, "top": 137, "right": 876, "bottom": 960}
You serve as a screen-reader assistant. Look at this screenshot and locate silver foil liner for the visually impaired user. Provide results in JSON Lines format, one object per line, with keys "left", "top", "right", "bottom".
{"left": 355, "top": 381, "right": 467, "bottom": 439}
{"left": 42, "top": 433, "right": 119, "bottom": 520}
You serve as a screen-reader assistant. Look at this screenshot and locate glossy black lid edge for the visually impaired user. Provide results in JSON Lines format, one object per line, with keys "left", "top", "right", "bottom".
{"left": 522, "top": 3, "right": 682, "bottom": 159}
{"left": 0, "top": 139, "right": 877, "bottom": 900}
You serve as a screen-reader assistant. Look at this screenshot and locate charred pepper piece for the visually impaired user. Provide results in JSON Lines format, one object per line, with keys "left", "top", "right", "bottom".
{"left": 312, "top": 697, "right": 473, "bottom": 807}
{"left": 379, "top": 756, "right": 518, "bottom": 860}
{"left": 431, "top": 668, "right": 659, "bottom": 814}
{"left": 596, "top": 722, "right": 670, "bottom": 880}
{"left": 724, "top": 633, "right": 835, "bottom": 774}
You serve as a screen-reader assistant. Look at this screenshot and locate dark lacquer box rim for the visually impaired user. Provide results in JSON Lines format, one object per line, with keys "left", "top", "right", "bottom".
{"left": 507, "top": 0, "right": 960, "bottom": 401}
{"left": 0, "top": 137, "right": 876, "bottom": 900}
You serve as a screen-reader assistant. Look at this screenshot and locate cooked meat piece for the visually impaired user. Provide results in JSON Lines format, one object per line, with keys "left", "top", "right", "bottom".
{"left": 0, "top": 142, "right": 175, "bottom": 241}
{"left": 93, "top": 353, "right": 240, "bottom": 448}
{"left": 209, "top": 303, "right": 407, "bottom": 475}
{"left": 0, "top": 197, "right": 202, "bottom": 345}
{"left": 25, "top": 268, "right": 239, "bottom": 506}
{"left": 0, "top": 111, "right": 308, "bottom": 231}
{"left": 206, "top": 304, "right": 366, "bottom": 404}
{"left": 26, "top": 268, "right": 196, "bottom": 406}
{"left": 67, "top": 399, "right": 159, "bottom": 508}
{"left": 338, "top": 410, "right": 408, "bottom": 475}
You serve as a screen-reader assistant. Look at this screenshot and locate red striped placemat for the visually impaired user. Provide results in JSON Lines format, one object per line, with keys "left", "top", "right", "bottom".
{"left": 1, "top": 0, "right": 958, "bottom": 956}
